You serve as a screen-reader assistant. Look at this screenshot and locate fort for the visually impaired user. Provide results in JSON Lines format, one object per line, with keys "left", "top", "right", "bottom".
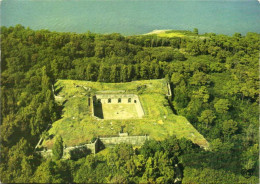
{"left": 92, "top": 93, "right": 145, "bottom": 119}
{"left": 40, "top": 79, "right": 209, "bottom": 156}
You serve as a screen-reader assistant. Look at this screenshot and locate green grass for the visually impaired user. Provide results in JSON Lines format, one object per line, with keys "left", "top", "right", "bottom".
{"left": 42, "top": 79, "right": 209, "bottom": 149}
{"left": 102, "top": 103, "right": 138, "bottom": 119}
{"left": 59, "top": 79, "right": 168, "bottom": 94}
{"left": 146, "top": 29, "right": 206, "bottom": 38}
{"left": 157, "top": 32, "right": 186, "bottom": 38}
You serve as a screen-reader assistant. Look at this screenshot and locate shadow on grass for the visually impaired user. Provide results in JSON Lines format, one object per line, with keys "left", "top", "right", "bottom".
{"left": 54, "top": 86, "right": 63, "bottom": 95}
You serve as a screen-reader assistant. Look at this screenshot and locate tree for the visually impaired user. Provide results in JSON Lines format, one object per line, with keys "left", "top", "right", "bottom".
{"left": 94, "top": 40, "right": 105, "bottom": 58}
{"left": 141, "top": 151, "right": 175, "bottom": 183}
{"left": 214, "top": 99, "right": 230, "bottom": 114}
{"left": 209, "top": 138, "right": 223, "bottom": 152}
{"left": 32, "top": 160, "right": 57, "bottom": 183}
{"left": 32, "top": 159, "right": 71, "bottom": 183}
{"left": 52, "top": 136, "right": 63, "bottom": 160}
{"left": 186, "top": 40, "right": 201, "bottom": 55}
{"left": 86, "top": 63, "right": 98, "bottom": 81}
{"left": 140, "top": 62, "right": 149, "bottom": 79}
{"left": 222, "top": 120, "right": 238, "bottom": 138}
{"left": 114, "top": 143, "right": 134, "bottom": 166}
{"left": 110, "top": 173, "right": 128, "bottom": 183}
{"left": 1, "top": 25, "right": 259, "bottom": 184}
{"left": 241, "top": 144, "right": 258, "bottom": 176}
{"left": 141, "top": 157, "right": 155, "bottom": 183}
{"left": 193, "top": 28, "right": 199, "bottom": 35}
{"left": 155, "top": 151, "right": 175, "bottom": 183}
{"left": 198, "top": 110, "right": 216, "bottom": 128}
{"left": 171, "top": 72, "right": 184, "bottom": 85}
{"left": 80, "top": 33, "right": 95, "bottom": 57}
{"left": 192, "top": 86, "right": 209, "bottom": 103}
{"left": 120, "top": 65, "right": 128, "bottom": 82}
{"left": 140, "top": 140, "right": 162, "bottom": 158}
{"left": 0, "top": 138, "right": 34, "bottom": 183}
{"left": 125, "top": 158, "right": 137, "bottom": 177}
{"left": 127, "top": 65, "right": 135, "bottom": 81}
{"left": 74, "top": 154, "right": 109, "bottom": 183}
{"left": 110, "top": 65, "right": 120, "bottom": 82}
{"left": 97, "top": 64, "right": 110, "bottom": 82}
{"left": 190, "top": 71, "right": 210, "bottom": 86}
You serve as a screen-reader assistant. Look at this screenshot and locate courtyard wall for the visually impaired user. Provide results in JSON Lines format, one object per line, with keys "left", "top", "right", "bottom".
{"left": 93, "top": 94, "right": 145, "bottom": 119}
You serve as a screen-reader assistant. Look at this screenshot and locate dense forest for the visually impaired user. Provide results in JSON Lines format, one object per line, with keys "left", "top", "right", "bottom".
{"left": 0, "top": 25, "right": 259, "bottom": 183}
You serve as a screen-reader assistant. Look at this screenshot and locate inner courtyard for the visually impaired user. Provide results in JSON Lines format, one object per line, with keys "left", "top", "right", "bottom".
{"left": 92, "top": 94, "right": 144, "bottom": 120}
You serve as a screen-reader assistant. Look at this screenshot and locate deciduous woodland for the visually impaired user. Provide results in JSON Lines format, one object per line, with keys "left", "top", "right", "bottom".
{"left": 1, "top": 25, "right": 259, "bottom": 183}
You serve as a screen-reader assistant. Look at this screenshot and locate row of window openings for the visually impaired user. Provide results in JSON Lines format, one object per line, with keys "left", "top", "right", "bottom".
{"left": 98, "top": 98, "right": 136, "bottom": 103}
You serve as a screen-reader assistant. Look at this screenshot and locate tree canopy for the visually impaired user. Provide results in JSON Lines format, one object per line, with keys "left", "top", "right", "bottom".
{"left": 0, "top": 25, "right": 259, "bottom": 183}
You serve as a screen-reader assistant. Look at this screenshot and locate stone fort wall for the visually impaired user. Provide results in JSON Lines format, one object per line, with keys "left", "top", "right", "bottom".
{"left": 100, "top": 135, "right": 149, "bottom": 146}
{"left": 38, "top": 139, "right": 98, "bottom": 159}
{"left": 38, "top": 134, "right": 149, "bottom": 159}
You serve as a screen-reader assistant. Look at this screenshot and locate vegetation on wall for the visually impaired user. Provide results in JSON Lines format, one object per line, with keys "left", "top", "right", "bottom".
{"left": 0, "top": 24, "right": 259, "bottom": 183}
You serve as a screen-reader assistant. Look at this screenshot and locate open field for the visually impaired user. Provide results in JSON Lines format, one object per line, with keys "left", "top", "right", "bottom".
{"left": 157, "top": 32, "right": 186, "bottom": 38}
{"left": 102, "top": 104, "right": 138, "bottom": 119}
{"left": 145, "top": 29, "right": 205, "bottom": 38}
{"left": 145, "top": 30, "right": 186, "bottom": 37}
{"left": 42, "top": 79, "right": 209, "bottom": 149}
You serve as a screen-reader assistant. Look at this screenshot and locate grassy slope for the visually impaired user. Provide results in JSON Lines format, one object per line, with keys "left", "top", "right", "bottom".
{"left": 42, "top": 79, "right": 209, "bottom": 149}
{"left": 145, "top": 30, "right": 197, "bottom": 38}
{"left": 157, "top": 32, "right": 186, "bottom": 38}
{"left": 145, "top": 30, "right": 209, "bottom": 40}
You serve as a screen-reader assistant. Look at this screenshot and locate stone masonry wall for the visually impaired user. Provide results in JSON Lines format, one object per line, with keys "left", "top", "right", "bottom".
{"left": 100, "top": 135, "right": 149, "bottom": 146}
{"left": 38, "top": 135, "right": 149, "bottom": 159}
{"left": 38, "top": 139, "right": 98, "bottom": 159}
